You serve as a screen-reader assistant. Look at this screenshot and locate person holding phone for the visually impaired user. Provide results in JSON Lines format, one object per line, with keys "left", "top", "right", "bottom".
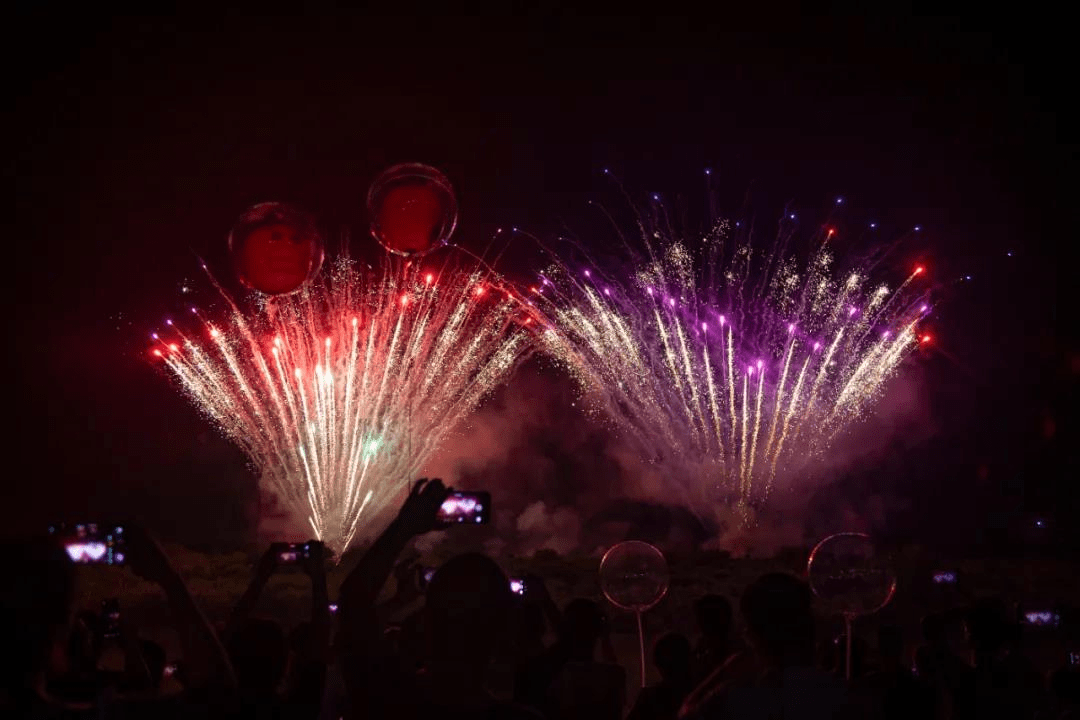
{"left": 2, "top": 527, "right": 235, "bottom": 717}
{"left": 223, "top": 540, "right": 330, "bottom": 719}
{"left": 337, "top": 478, "right": 542, "bottom": 719}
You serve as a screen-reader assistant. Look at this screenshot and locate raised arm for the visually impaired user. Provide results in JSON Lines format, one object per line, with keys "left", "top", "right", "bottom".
{"left": 224, "top": 544, "right": 280, "bottom": 639}
{"left": 339, "top": 479, "right": 449, "bottom": 613}
{"left": 279, "top": 540, "right": 331, "bottom": 718}
{"left": 337, "top": 479, "right": 449, "bottom": 712}
{"left": 126, "top": 524, "right": 236, "bottom": 690}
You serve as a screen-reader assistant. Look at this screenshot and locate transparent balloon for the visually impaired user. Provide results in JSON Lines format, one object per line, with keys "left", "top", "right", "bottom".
{"left": 807, "top": 532, "right": 896, "bottom": 618}
{"left": 229, "top": 202, "right": 324, "bottom": 296}
{"left": 599, "top": 540, "right": 670, "bottom": 612}
{"left": 367, "top": 163, "right": 458, "bottom": 257}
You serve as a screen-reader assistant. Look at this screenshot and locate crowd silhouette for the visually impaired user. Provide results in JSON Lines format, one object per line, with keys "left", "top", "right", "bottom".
{"left": 3, "top": 479, "right": 1077, "bottom": 718}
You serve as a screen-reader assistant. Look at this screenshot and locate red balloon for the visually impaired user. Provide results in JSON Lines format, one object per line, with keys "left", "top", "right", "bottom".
{"left": 368, "top": 163, "right": 457, "bottom": 257}
{"left": 229, "top": 203, "right": 323, "bottom": 295}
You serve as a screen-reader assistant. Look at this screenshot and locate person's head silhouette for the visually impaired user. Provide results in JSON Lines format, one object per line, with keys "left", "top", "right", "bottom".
{"left": 227, "top": 618, "right": 287, "bottom": 694}
{"left": 653, "top": 633, "right": 692, "bottom": 684}
{"left": 740, "top": 572, "right": 815, "bottom": 667}
{"left": 424, "top": 553, "right": 513, "bottom": 672}
{"left": 921, "top": 612, "right": 947, "bottom": 649}
{"left": 557, "top": 599, "right": 606, "bottom": 660}
{"left": 513, "top": 600, "right": 546, "bottom": 658}
{"left": 2, "top": 538, "right": 74, "bottom": 693}
{"left": 877, "top": 624, "right": 905, "bottom": 667}
{"left": 695, "top": 594, "right": 733, "bottom": 647}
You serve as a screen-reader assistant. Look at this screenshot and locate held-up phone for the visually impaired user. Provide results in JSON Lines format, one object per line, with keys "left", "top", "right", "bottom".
{"left": 328, "top": 603, "right": 338, "bottom": 614}
{"left": 509, "top": 578, "right": 527, "bottom": 596}
{"left": 932, "top": 570, "right": 958, "bottom": 585}
{"left": 49, "top": 523, "right": 127, "bottom": 565}
{"left": 163, "top": 663, "right": 178, "bottom": 679}
{"left": 277, "top": 542, "right": 313, "bottom": 564}
{"left": 417, "top": 566, "right": 437, "bottom": 591}
{"left": 101, "top": 598, "right": 121, "bottom": 638}
{"left": 435, "top": 491, "right": 491, "bottom": 526}
{"left": 1021, "top": 610, "right": 1060, "bottom": 627}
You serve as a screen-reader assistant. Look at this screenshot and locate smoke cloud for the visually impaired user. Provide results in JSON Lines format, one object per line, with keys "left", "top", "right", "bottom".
{"left": 412, "top": 356, "right": 934, "bottom": 558}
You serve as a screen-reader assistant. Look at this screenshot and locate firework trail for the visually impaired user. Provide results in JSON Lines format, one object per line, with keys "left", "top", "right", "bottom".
{"left": 152, "top": 255, "right": 536, "bottom": 554}
{"left": 534, "top": 207, "right": 931, "bottom": 520}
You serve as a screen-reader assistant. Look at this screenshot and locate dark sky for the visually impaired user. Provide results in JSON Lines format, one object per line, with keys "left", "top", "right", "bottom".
{"left": 11, "top": 11, "right": 1074, "bottom": 548}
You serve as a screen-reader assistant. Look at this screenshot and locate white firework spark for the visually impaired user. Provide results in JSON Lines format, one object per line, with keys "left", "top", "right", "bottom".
{"left": 535, "top": 213, "right": 931, "bottom": 519}
{"left": 153, "top": 255, "right": 536, "bottom": 554}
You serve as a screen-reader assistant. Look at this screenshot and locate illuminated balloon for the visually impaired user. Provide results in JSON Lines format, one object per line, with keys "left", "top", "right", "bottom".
{"left": 229, "top": 202, "right": 323, "bottom": 295}
{"left": 599, "top": 540, "right": 670, "bottom": 612}
{"left": 807, "top": 532, "right": 896, "bottom": 618}
{"left": 367, "top": 163, "right": 457, "bottom": 257}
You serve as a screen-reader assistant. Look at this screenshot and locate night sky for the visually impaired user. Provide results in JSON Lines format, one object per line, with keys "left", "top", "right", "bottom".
{"left": 11, "top": 11, "right": 1074, "bottom": 550}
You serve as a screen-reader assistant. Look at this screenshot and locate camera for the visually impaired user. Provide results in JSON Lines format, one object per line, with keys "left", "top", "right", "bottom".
{"left": 435, "top": 491, "right": 491, "bottom": 526}
{"left": 417, "top": 566, "right": 437, "bottom": 591}
{"left": 49, "top": 523, "right": 127, "bottom": 565}
{"left": 277, "top": 542, "right": 313, "bottom": 564}
{"left": 932, "top": 570, "right": 958, "bottom": 584}
{"left": 1021, "top": 610, "right": 1060, "bottom": 627}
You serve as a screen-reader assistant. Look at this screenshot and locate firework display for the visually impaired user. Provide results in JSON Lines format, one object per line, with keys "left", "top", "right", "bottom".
{"left": 535, "top": 211, "right": 930, "bottom": 517}
{"left": 153, "top": 256, "right": 535, "bottom": 554}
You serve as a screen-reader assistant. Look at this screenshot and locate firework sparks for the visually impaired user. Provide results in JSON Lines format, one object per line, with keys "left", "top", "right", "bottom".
{"left": 537, "top": 214, "right": 929, "bottom": 517}
{"left": 153, "top": 256, "right": 535, "bottom": 554}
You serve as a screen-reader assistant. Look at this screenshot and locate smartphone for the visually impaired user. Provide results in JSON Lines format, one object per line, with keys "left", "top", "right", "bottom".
{"left": 101, "top": 598, "right": 121, "bottom": 638}
{"left": 509, "top": 578, "right": 527, "bottom": 596}
{"left": 50, "top": 523, "right": 127, "bottom": 565}
{"left": 328, "top": 603, "right": 339, "bottom": 614}
{"left": 163, "top": 663, "right": 178, "bottom": 679}
{"left": 1021, "top": 610, "right": 1060, "bottom": 627}
{"left": 435, "top": 491, "right": 491, "bottom": 526}
{"left": 277, "top": 542, "right": 312, "bottom": 564}
{"left": 416, "top": 566, "right": 437, "bottom": 591}
{"left": 932, "top": 570, "right": 958, "bottom": 585}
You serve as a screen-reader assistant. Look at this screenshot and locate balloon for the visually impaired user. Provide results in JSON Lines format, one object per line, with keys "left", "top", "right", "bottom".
{"left": 807, "top": 532, "right": 896, "bottom": 618}
{"left": 229, "top": 202, "right": 323, "bottom": 295}
{"left": 367, "top": 163, "right": 457, "bottom": 257}
{"left": 599, "top": 540, "right": 670, "bottom": 612}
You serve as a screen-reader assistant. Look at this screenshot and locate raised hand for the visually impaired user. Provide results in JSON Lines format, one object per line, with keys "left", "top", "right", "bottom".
{"left": 257, "top": 543, "right": 283, "bottom": 578}
{"left": 393, "top": 478, "right": 451, "bottom": 538}
{"left": 392, "top": 558, "right": 423, "bottom": 604}
{"left": 302, "top": 540, "right": 327, "bottom": 579}
{"left": 124, "top": 524, "right": 176, "bottom": 587}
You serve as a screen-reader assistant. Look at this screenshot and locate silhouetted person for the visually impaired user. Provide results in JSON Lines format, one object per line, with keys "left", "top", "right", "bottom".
{"left": 140, "top": 640, "right": 167, "bottom": 691}
{"left": 852, "top": 624, "right": 933, "bottom": 719}
{"left": 338, "top": 478, "right": 541, "bottom": 719}
{"left": 512, "top": 600, "right": 548, "bottom": 662}
{"left": 0, "top": 538, "right": 86, "bottom": 717}
{"left": 544, "top": 599, "right": 625, "bottom": 720}
{"left": 224, "top": 540, "right": 330, "bottom": 719}
{"left": 968, "top": 599, "right": 1044, "bottom": 720}
{"left": 822, "top": 632, "right": 867, "bottom": 680}
{"left": 682, "top": 572, "right": 850, "bottom": 720}
{"left": 228, "top": 618, "right": 288, "bottom": 696}
{"left": 1046, "top": 663, "right": 1079, "bottom": 719}
{"left": 692, "top": 594, "right": 734, "bottom": 684}
{"left": 627, "top": 632, "right": 692, "bottom": 720}
{"left": 515, "top": 597, "right": 625, "bottom": 719}
{"left": 917, "top": 610, "right": 975, "bottom": 719}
